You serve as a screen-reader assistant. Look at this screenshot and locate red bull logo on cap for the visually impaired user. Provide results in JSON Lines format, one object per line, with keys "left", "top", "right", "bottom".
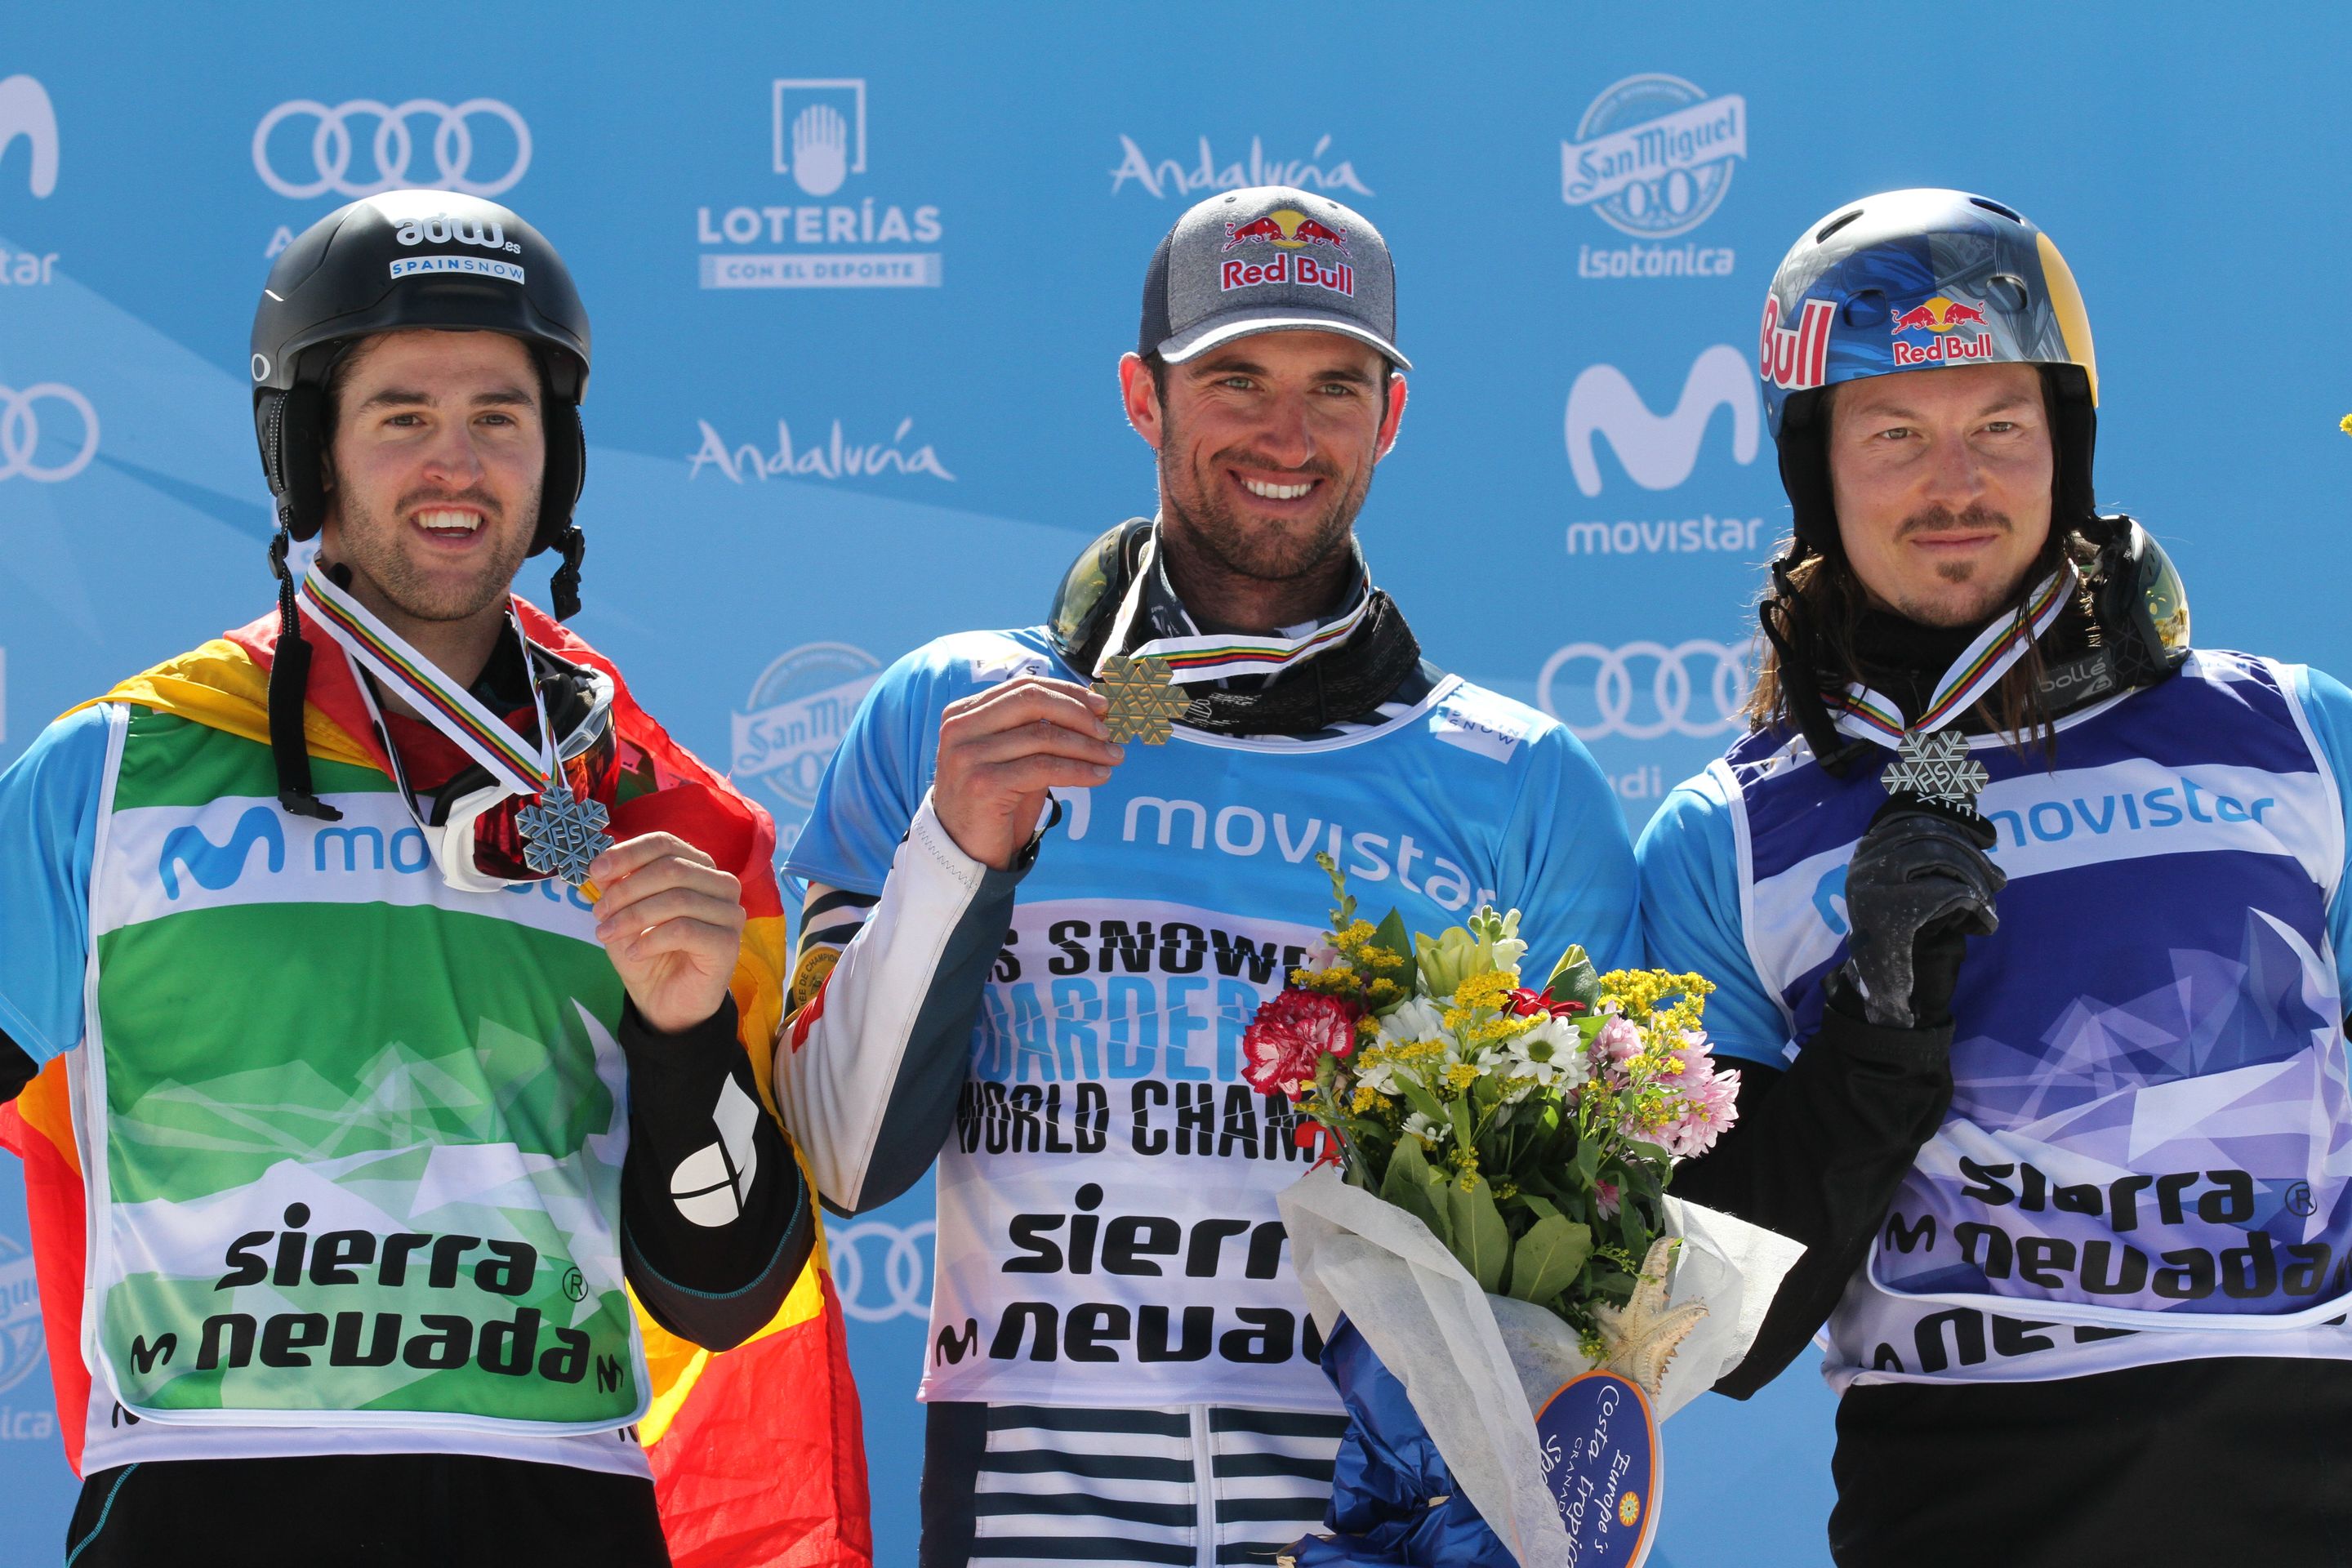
{"left": 1221, "top": 249, "right": 1355, "bottom": 297}
{"left": 1222, "top": 207, "right": 1350, "bottom": 252}
{"left": 1759, "top": 296, "right": 1833, "bottom": 391}
{"left": 1889, "top": 293, "right": 1998, "bottom": 368}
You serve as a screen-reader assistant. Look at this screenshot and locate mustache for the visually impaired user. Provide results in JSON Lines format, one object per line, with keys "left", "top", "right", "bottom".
{"left": 1211, "top": 448, "right": 1343, "bottom": 483}
{"left": 1899, "top": 504, "right": 2009, "bottom": 539}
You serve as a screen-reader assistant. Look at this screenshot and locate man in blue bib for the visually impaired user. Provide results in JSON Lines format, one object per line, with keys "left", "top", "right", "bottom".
{"left": 774, "top": 186, "right": 1639, "bottom": 1568}
{"left": 1642, "top": 188, "right": 2352, "bottom": 1564}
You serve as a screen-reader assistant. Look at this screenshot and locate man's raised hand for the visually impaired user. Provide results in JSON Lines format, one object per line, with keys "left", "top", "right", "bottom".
{"left": 933, "top": 676, "right": 1122, "bottom": 870}
{"left": 590, "top": 833, "right": 748, "bottom": 1035}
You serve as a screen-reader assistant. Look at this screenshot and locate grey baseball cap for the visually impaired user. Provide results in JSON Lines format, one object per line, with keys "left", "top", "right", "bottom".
{"left": 1138, "top": 185, "right": 1408, "bottom": 370}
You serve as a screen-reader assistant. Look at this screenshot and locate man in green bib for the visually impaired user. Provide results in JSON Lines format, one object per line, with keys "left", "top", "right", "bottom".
{"left": 0, "top": 194, "right": 848, "bottom": 1565}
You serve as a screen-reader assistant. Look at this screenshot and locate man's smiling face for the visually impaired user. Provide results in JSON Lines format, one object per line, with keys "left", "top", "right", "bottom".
{"left": 320, "top": 327, "right": 546, "bottom": 632}
{"left": 1129, "top": 328, "right": 1405, "bottom": 590}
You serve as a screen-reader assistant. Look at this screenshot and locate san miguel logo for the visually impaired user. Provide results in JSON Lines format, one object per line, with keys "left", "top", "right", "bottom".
{"left": 1219, "top": 207, "right": 1353, "bottom": 296}
{"left": 1889, "top": 294, "right": 1996, "bottom": 368}
{"left": 1758, "top": 295, "right": 1833, "bottom": 391}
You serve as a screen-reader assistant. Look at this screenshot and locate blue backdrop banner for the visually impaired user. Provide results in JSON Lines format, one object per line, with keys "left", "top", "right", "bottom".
{"left": 3, "top": 5, "right": 2350, "bottom": 1564}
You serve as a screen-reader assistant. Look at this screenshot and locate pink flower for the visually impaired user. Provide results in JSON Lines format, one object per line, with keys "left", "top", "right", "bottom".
{"left": 1664, "top": 1068, "right": 1742, "bottom": 1157}
{"left": 1241, "top": 989, "right": 1362, "bottom": 1101}
{"left": 1594, "top": 1014, "right": 1644, "bottom": 1067}
{"left": 1595, "top": 1178, "right": 1622, "bottom": 1218}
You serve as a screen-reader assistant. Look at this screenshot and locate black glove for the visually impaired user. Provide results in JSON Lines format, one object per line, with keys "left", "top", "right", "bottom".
{"left": 1833, "top": 801, "right": 2006, "bottom": 1030}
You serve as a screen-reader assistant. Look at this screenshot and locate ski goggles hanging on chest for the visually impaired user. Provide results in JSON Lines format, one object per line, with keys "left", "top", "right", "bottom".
{"left": 297, "top": 565, "right": 618, "bottom": 897}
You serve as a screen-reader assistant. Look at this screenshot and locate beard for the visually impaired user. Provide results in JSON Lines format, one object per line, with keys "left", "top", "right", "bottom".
{"left": 329, "top": 479, "right": 538, "bottom": 625}
{"left": 1891, "top": 502, "right": 2028, "bottom": 628}
{"left": 1157, "top": 423, "right": 1370, "bottom": 586}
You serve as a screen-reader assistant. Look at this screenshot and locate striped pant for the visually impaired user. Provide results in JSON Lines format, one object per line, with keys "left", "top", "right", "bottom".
{"left": 920, "top": 1401, "right": 1348, "bottom": 1568}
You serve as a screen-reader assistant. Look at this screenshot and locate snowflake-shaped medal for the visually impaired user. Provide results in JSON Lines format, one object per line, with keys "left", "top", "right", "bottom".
{"left": 1094, "top": 653, "right": 1190, "bottom": 745}
{"left": 516, "top": 774, "right": 614, "bottom": 894}
{"left": 1880, "top": 728, "right": 1990, "bottom": 815}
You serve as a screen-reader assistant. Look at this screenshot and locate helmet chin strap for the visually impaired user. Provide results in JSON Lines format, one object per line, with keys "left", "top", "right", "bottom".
{"left": 550, "top": 524, "right": 585, "bottom": 621}
{"left": 265, "top": 521, "right": 341, "bottom": 822}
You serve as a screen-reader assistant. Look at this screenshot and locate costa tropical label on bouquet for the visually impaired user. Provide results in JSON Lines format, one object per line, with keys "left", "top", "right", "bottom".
{"left": 1536, "top": 1370, "right": 1661, "bottom": 1568}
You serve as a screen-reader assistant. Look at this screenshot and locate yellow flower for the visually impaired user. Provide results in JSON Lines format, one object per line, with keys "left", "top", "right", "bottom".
{"left": 1444, "top": 1062, "right": 1479, "bottom": 1090}
{"left": 1453, "top": 969, "right": 1517, "bottom": 1013}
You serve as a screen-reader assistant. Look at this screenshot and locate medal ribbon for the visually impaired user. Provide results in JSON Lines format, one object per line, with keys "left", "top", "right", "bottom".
{"left": 298, "top": 564, "right": 555, "bottom": 795}
{"left": 1829, "top": 564, "right": 2079, "bottom": 746}
{"left": 1090, "top": 536, "right": 1374, "bottom": 685}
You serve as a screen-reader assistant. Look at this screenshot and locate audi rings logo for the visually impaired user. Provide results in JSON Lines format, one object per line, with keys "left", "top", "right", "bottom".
{"left": 1538, "top": 639, "right": 1752, "bottom": 741}
{"left": 828, "top": 1218, "right": 933, "bottom": 1323}
{"left": 252, "top": 98, "right": 532, "bottom": 199}
{"left": 0, "top": 384, "right": 98, "bottom": 483}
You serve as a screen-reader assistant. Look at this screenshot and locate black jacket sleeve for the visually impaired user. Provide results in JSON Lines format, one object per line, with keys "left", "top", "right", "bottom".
{"left": 617, "top": 996, "right": 814, "bottom": 1352}
{"left": 1669, "top": 989, "right": 1953, "bottom": 1397}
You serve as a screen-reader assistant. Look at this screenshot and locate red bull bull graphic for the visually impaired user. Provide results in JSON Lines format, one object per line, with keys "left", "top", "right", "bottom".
{"left": 1220, "top": 250, "right": 1354, "bottom": 297}
{"left": 1221, "top": 207, "right": 1350, "bottom": 252}
{"left": 1758, "top": 296, "right": 1833, "bottom": 391}
{"left": 1889, "top": 293, "right": 1998, "bottom": 368}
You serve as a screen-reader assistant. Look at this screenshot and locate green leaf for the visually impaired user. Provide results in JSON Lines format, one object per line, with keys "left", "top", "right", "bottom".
{"left": 1575, "top": 1136, "right": 1602, "bottom": 1184}
{"left": 1520, "top": 1192, "right": 1563, "bottom": 1223}
{"left": 1383, "top": 1134, "right": 1432, "bottom": 1200}
{"left": 1379, "top": 1138, "right": 1450, "bottom": 1242}
{"left": 1507, "top": 1215, "right": 1594, "bottom": 1304}
{"left": 1447, "top": 1172, "right": 1512, "bottom": 1293}
{"left": 1544, "top": 944, "right": 1605, "bottom": 1007}
{"left": 1370, "top": 908, "right": 1418, "bottom": 995}
{"left": 1394, "top": 1076, "right": 1446, "bottom": 1127}
{"left": 1447, "top": 1095, "right": 1475, "bottom": 1151}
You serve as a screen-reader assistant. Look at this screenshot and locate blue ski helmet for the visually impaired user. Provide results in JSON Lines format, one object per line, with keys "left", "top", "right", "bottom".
{"left": 1758, "top": 189, "right": 2100, "bottom": 550}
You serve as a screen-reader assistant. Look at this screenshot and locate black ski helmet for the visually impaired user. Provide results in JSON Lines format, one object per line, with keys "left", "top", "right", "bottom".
{"left": 251, "top": 189, "right": 590, "bottom": 556}
{"left": 249, "top": 190, "right": 594, "bottom": 821}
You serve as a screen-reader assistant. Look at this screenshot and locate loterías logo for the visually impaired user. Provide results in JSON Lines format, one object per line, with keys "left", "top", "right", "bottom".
{"left": 251, "top": 98, "right": 532, "bottom": 199}
{"left": 696, "top": 78, "right": 944, "bottom": 292}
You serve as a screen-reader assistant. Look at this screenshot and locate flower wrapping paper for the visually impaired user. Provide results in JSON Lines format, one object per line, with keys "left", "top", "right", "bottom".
{"left": 1278, "top": 1169, "right": 1806, "bottom": 1568}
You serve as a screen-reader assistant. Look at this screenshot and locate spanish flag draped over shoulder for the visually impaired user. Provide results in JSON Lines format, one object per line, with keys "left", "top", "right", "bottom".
{"left": 0, "top": 601, "right": 871, "bottom": 1567}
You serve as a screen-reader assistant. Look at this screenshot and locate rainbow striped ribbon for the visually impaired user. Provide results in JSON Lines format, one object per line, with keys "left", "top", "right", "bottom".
{"left": 298, "top": 564, "right": 555, "bottom": 796}
{"left": 1091, "top": 539, "right": 1374, "bottom": 687}
{"left": 1831, "top": 564, "right": 2080, "bottom": 746}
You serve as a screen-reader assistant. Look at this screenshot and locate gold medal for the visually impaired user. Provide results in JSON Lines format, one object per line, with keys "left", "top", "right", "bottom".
{"left": 1094, "top": 653, "right": 1190, "bottom": 745}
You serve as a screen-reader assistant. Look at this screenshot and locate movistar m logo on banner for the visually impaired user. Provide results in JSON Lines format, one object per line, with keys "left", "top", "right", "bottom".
{"left": 158, "top": 807, "right": 283, "bottom": 900}
{"left": 1564, "top": 345, "right": 1758, "bottom": 497}
{"left": 0, "top": 75, "right": 59, "bottom": 198}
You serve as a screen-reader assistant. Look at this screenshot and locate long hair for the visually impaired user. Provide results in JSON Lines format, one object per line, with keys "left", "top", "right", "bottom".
{"left": 1745, "top": 525, "right": 2096, "bottom": 758}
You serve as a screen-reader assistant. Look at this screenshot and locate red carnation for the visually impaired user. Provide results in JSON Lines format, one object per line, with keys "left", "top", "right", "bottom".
{"left": 1241, "top": 989, "right": 1362, "bottom": 1101}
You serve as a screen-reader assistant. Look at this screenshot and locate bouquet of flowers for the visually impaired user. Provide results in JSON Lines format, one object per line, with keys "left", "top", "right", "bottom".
{"left": 1245, "top": 857, "right": 1797, "bottom": 1568}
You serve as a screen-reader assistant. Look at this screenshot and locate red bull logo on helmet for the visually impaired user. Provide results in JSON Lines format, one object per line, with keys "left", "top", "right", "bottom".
{"left": 1889, "top": 292, "right": 1997, "bottom": 368}
{"left": 1220, "top": 249, "right": 1354, "bottom": 297}
{"left": 1222, "top": 207, "right": 1350, "bottom": 252}
{"left": 1758, "top": 296, "right": 1833, "bottom": 391}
